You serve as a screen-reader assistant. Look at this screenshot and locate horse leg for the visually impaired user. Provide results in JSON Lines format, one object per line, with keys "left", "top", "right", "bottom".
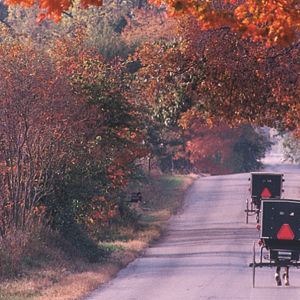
{"left": 283, "top": 267, "right": 290, "bottom": 286}
{"left": 275, "top": 266, "right": 282, "bottom": 286}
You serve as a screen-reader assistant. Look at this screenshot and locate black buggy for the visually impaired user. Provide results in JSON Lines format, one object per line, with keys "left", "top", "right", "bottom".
{"left": 250, "top": 199, "right": 300, "bottom": 287}
{"left": 245, "top": 172, "right": 284, "bottom": 223}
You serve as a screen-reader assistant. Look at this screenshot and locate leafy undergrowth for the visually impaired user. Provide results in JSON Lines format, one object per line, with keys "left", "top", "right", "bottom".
{"left": 0, "top": 174, "right": 197, "bottom": 300}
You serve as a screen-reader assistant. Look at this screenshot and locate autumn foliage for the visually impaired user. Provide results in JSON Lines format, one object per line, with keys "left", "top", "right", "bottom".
{"left": 5, "top": 0, "right": 102, "bottom": 22}
{"left": 154, "top": 17, "right": 300, "bottom": 132}
{"left": 150, "top": 0, "right": 300, "bottom": 46}
{"left": 0, "top": 41, "right": 79, "bottom": 236}
{"left": 4, "top": 0, "right": 300, "bottom": 46}
{"left": 47, "top": 31, "right": 149, "bottom": 233}
{"left": 180, "top": 115, "right": 270, "bottom": 174}
{"left": 0, "top": 7, "right": 294, "bottom": 239}
{"left": 0, "top": 29, "right": 148, "bottom": 240}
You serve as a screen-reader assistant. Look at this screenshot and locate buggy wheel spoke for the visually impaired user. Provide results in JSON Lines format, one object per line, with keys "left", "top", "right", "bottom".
{"left": 253, "top": 242, "right": 256, "bottom": 288}
{"left": 246, "top": 199, "right": 249, "bottom": 224}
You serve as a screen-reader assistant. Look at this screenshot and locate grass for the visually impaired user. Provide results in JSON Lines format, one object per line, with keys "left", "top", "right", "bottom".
{"left": 0, "top": 174, "right": 197, "bottom": 300}
{"left": 141, "top": 175, "right": 193, "bottom": 211}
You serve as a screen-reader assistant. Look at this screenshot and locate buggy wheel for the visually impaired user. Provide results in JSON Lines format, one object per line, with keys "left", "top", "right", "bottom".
{"left": 252, "top": 242, "right": 256, "bottom": 288}
{"left": 256, "top": 210, "right": 260, "bottom": 224}
{"left": 246, "top": 199, "right": 249, "bottom": 224}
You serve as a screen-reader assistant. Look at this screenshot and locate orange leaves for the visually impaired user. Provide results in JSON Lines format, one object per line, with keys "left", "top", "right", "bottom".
{"left": 233, "top": 0, "right": 300, "bottom": 46}
{"left": 149, "top": 0, "right": 300, "bottom": 46}
{"left": 5, "top": 0, "right": 103, "bottom": 22}
{"left": 5, "top": 0, "right": 34, "bottom": 7}
{"left": 179, "top": 108, "right": 205, "bottom": 129}
{"left": 38, "top": 0, "right": 72, "bottom": 22}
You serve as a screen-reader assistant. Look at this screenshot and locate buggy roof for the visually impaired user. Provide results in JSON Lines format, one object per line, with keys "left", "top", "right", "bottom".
{"left": 262, "top": 198, "right": 300, "bottom": 203}
{"left": 251, "top": 172, "right": 283, "bottom": 176}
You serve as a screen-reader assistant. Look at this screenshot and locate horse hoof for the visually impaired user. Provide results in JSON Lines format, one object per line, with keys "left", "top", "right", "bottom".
{"left": 283, "top": 273, "right": 290, "bottom": 286}
{"left": 275, "top": 273, "right": 282, "bottom": 286}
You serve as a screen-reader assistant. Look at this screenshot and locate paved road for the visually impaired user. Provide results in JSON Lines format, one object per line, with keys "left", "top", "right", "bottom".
{"left": 85, "top": 155, "right": 300, "bottom": 300}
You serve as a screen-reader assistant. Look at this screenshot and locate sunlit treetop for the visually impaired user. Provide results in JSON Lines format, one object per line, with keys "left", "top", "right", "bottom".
{"left": 4, "top": 0, "right": 103, "bottom": 22}
{"left": 149, "top": 0, "right": 300, "bottom": 46}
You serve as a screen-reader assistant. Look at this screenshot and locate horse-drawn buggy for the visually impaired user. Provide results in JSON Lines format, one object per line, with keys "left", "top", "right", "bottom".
{"left": 250, "top": 199, "right": 300, "bottom": 287}
{"left": 245, "top": 172, "right": 284, "bottom": 223}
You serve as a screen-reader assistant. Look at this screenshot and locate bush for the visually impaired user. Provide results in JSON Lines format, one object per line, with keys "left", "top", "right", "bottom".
{"left": 57, "top": 223, "right": 107, "bottom": 263}
{"left": 0, "top": 222, "right": 108, "bottom": 280}
{"left": 0, "top": 227, "right": 53, "bottom": 278}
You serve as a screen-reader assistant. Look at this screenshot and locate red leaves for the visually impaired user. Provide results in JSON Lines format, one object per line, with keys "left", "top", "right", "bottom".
{"left": 88, "top": 196, "right": 118, "bottom": 225}
{"left": 80, "top": 0, "right": 102, "bottom": 8}
{"left": 36, "top": 13, "right": 47, "bottom": 24}
{"left": 0, "top": 40, "right": 81, "bottom": 232}
{"left": 183, "top": 122, "right": 240, "bottom": 174}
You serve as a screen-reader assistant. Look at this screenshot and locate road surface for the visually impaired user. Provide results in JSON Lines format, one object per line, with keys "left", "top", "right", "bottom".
{"left": 85, "top": 151, "right": 300, "bottom": 300}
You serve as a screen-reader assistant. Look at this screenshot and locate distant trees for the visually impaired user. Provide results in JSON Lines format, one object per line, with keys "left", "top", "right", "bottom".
{"left": 283, "top": 132, "right": 300, "bottom": 163}
{"left": 179, "top": 115, "right": 271, "bottom": 175}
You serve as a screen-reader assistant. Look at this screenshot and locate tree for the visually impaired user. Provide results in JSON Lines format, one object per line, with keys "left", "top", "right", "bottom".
{"left": 135, "top": 37, "right": 205, "bottom": 126}
{"left": 134, "top": 22, "right": 274, "bottom": 174}
{"left": 122, "top": 8, "right": 178, "bottom": 44}
{"left": 0, "top": 41, "right": 80, "bottom": 236}
{"left": 180, "top": 117, "right": 271, "bottom": 175}
{"left": 185, "top": 26, "right": 276, "bottom": 127}
{"left": 48, "top": 31, "right": 149, "bottom": 233}
{"left": 176, "top": 17, "right": 300, "bottom": 131}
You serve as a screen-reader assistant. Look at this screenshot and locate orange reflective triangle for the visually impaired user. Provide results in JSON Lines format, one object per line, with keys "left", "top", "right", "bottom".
{"left": 261, "top": 187, "right": 272, "bottom": 198}
{"left": 277, "top": 224, "right": 295, "bottom": 240}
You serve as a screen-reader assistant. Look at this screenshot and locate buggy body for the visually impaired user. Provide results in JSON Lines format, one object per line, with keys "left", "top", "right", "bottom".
{"left": 261, "top": 199, "right": 300, "bottom": 263}
{"left": 251, "top": 172, "right": 284, "bottom": 207}
{"left": 245, "top": 172, "right": 284, "bottom": 223}
{"left": 250, "top": 198, "right": 300, "bottom": 287}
